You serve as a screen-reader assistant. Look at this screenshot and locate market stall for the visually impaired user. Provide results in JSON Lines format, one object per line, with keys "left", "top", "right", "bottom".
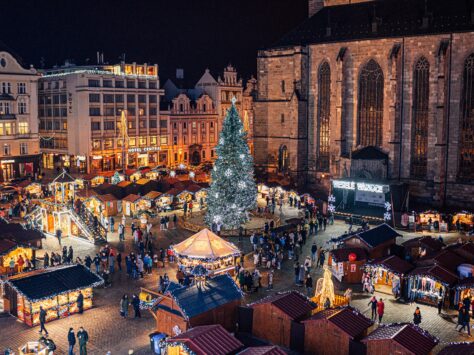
{"left": 3, "top": 265, "right": 103, "bottom": 326}
{"left": 406, "top": 264, "right": 458, "bottom": 308}
{"left": 171, "top": 228, "right": 241, "bottom": 275}
{"left": 85, "top": 194, "right": 118, "bottom": 217}
{"left": 453, "top": 211, "right": 474, "bottom": 231}
{"left": 24, "top": 183, "right": 43, "bottom": 198}
{"left": 122, "top": 194, "right": 141, "bottom": 217}
{"left": 0, "top": 240, "right": 36, "bottom": 276}
{"left": 454, "top": 277, "right": 474, "bottom": 304}
{"left": 363, "top": 255, "right": 413, "bottom": 297}
{"left": 140, "top": 191, "right": 162, "bottom": 210}
{"left": 50, "top": 170, "right": 77, "bottom": 204}
{"left": 418, "top": 210, "right": 442, "bottom": 231}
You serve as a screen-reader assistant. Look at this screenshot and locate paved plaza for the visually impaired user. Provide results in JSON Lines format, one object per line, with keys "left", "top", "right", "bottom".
{"left": 0, "top": 204, "right": 471, "bottom": 354}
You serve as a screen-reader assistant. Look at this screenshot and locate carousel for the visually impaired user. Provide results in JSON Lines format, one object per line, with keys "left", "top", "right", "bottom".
{"left": 170, "top": 228, "right": 241, "bottom": 275}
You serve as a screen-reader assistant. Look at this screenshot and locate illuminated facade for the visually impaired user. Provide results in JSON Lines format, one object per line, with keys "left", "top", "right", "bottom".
{"left": 0, "top": 48, "right": 41, "bottom": 181}
{"left": 161, "top": 66, "right": 255, "bottom": 166}
{"left": 38, "top": 62, "right": 165, "bottom": 173}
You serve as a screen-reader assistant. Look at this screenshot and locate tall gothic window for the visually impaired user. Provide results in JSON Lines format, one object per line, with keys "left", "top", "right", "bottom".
{"left": 317, "top": 62, "right": 331, "bottom": 172}
{"left": 410, "top": 57, "right": 430, "bottom": 178}
{"left": 459, "top": 53, "right": 474, "bottom": 180}
{"left": 357, "top": 59, "right": 384, "bottom": 147}
{"left": 278, "top": 145, "right": 288, "bottom": 172}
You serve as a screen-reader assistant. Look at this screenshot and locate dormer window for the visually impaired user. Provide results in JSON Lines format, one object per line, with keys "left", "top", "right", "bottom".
{"left": 179, "top": 103, "right": 184, "bottom": 112}
{"left": 203, "top": 104, "right": 206, "bottom": 112}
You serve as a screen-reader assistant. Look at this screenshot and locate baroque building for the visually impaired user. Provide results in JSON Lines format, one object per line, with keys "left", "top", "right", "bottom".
{"left": 161, "top": 65, "right": 256, "bottom": 167}
{"left": 0, "top": 46, "right": 41, "bottom": 181}
{"left": 254, "top": 0, "right": 474, "bottom": 208}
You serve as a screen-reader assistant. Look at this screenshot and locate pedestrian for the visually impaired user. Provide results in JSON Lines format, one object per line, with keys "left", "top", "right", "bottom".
{"left": 67, "top": 328, "right": 76, "bottom": 355}
{"left": 456, "top": 302, "right": 464, "bottom": 330}
{"left": 77, "top": 291, "right": 84, "bottom": 314}
{"left": 377, "top": 298, "right": 385, "bottom": 323}
{"left": 413, "top": 307, "right": 422, "bottom": 325}
{"left": 43, "top": 252, "right": 50, "bottom": 268}
{"left": 56, "top": 228, "right": 62, "bottom": 246}
{"left": 110, "top": 216, "right": 115, "bottom": 232}
{"left": 131, "top": 294, "right": 141, "bottom": 318}
{"left": 68, "top": 246, "right": 74, "bottom": 264}
{"left": 311, "top": 242, "right": 317, "bottom": 262}
{"left": 77, "top": 327, "right": 89, "bottom": 355}
{"left": 117, "top": 252, "right": 122, "bottom": 272}
{"left": 39, "top": 305, "right": 48, "bottom": 335}
{"left": 458, "top": 307, "right": 471, "bottom": 336}
{"left": 267, "top": 269, "right": 274, "bottom": 291}
{"left": 305, "top": 274, "right": 313, "bottom": 297}
{"left": 118, "top": 223, "right": 125, "bottom": 241}
{"left": 318, "top": 249, "right": 326, "bottom": 267}
{"left": 120, "top": 294, "right": 129, "bottom": 318}
{"left": 437, "top": 298, "right": 443, "bottom": 315}
{"left": 368, "top": 296, "right": 377, "bottom": 321}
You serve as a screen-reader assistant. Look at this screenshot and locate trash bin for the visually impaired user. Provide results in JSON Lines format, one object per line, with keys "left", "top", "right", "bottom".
{"left": 149, "top": 332, "right": 167, "bottom": 354}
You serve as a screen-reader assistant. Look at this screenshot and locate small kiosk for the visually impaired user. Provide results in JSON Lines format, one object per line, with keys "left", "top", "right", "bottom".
{"left": 3, "top": 265, "right": 103, "bottom": 326}
{"left": 141, "top": 191, "right": 162, "bottom": 209}
{"left": 86, "top": 194, "right": 118, "bottom": 217}
{"left": 0, "top": 239, "right": 36, "bottom": 276}
{"left": 453, "top": 211, "right": 474, "bottom": 231}
{"left": 50, "top": 169, "right": 76, "bottom": 205}
{"left": 171, "top": 228, "right": 241, "bottom": 275}
{"left": 122, "top": 194, "right": 141, "bottom": 217}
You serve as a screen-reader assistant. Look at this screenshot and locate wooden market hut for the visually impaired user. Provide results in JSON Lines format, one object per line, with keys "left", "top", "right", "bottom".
{"left": 340, "top": 224, "right": 401, "bottom": 259}
{"left": 171, "top": 229, "right": 241, "bottom": 274}
{"left": 87, "top": 194, "right": 118, "bottom": 217}
{"left": 165, "top": 324, "right": 244, "bottom": 355}
{"left": 153, "top": 274, "right": 243, "bottom": 335}
{"left": 449, "top": 242, "right": 474, "bottom": 264}
{"left": 0, "top": 220, "right": 44, "bottom": 248}
{"left": 135, "top": 178, "right": 159, "bottom": 195}
{"left": 402, "top": 236, "right": 445, "bottom": 260}
{"left": 139, "top": 191, "right": 162, "bottom": 210}
{"left": 3, "top": 265, "right": 103, "bottom": 326}
{"left": 329, "top": 248, "right": 368, "bottom": 283}
{"left": 122, "top": 194, "right": 141, "bottom": 217}
{"left": 302, "top": 307, "right": 373, "bottom": 355}
{"left": 364, "top": 255, "right": 414, "bottom": 296}
{"left": 249, "top": 291, "right": 315, "bottom": 349}
{"left": 237, "top": 346, "right": 287, "bottom": 355}
{"left": 438, "top": 342, "right": 474, "bottom": 355}
{"left": 0, "top": 239, "right": 36, "bottom": 276}
{"left": 94, "top": 183, "right": 125, "bottom": 199}
{"left": 361, "top": 323, "right": 439, "bottom": 355}
{"left": 415, "top": 249, "right": 467, "bottom": 273}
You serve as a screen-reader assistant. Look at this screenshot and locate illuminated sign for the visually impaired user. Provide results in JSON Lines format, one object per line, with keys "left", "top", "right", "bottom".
{"left": 333, "top": 180, "right": 388, "bottom": 194}
{"left": 333, "top": 181, "right": 355, "bottom": 190}
{"left": 92, "top": 155, "right": 103, "bottom": 160}
{"left": 357, "top": 182, "right": 384, "bottom": 194}
{"left": 128, "top": 147, "right": 161, "bottom": 153}
{"left": 1, "top": 159, "right": 15, "bottom": 164}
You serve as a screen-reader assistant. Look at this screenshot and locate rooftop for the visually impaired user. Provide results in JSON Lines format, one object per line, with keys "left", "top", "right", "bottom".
{"left": 250, "top": 291, "right": 315, "bottom": 321}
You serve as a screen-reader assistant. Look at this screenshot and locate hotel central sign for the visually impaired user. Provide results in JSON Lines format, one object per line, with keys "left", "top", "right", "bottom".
{"left": 128, "top": 146, "right": 161, "bottom": 153}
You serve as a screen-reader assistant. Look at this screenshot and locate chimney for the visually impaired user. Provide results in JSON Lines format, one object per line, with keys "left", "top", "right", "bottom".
{"left": 308, "top": 0, "right": 325, "bottom": 17}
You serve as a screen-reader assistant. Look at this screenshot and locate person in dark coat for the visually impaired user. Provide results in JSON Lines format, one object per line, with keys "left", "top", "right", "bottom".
{"left": 67, "top": 328, "right": 76, "bottom": 355}
{"left": 459, "top": 307, "right": 471, "bottom": 336}
{"left": 368, "top": 296, "right": 378, "bottom": 321}
{"left": 77, "top": 326, "right": 89, "bottom": 355}
{"left": 77, "top": 291, "right": 84, "bottom": 314}
{"left": 131, "top": 294, "right": 141, "bottom": 318}
{"left": 39, "top": 306, "right": 48, "bottom": 335}
{"left": 413, "top": 307, "right": 422, "bottom": 325}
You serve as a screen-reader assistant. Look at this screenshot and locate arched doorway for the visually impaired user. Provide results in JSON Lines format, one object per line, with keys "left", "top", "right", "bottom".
{"left": 191, "top": 151, "right": 201, "bottom": 166}
{"left": 278, "top": 145, "right": 288, "bottom": 172}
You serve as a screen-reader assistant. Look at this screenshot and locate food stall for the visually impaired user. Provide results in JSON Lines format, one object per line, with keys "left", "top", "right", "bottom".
{"left": 171, "top": 228, "right": 241, "bottom": 275}
{"left": 454, "top": 277, "right": 474, "bottom": 304}
{"left": 453, "top": 211, "right": 474, "bottom": 231}
{"left": 122, "top": 194, "right": 141, "bottom": 217}
{"left": 86, "top": 194, "right": 118, "bottom": 217}
{"left": 363, "top": 255, "right": 413, "bottom": 297}
{"left": 139, "top": 191, "right": 162, "bottom": 210}
{"left": 406, "top": 264, "right": 458, "bottom": 308}
{"left": 3, "top": 265, "right": 103, "bottom": 326}
{"left": 0, "top": 240, "right": 36, "bottom": 276}
{"left": 418, "top": 210, "right": 441, "bottom": 230}
{"left": 24, "top": 183, "right": 43, "bottom": 198}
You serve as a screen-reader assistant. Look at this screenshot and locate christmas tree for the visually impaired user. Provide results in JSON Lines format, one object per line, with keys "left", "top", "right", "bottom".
{"left": 205, "top": 97, "right": 257, "bottom": 230}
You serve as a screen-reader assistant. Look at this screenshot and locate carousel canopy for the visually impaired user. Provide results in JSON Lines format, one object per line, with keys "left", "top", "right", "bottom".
{"left": 171, "top": 228, "right": 241, "bottom": 260}
{"left": 5, "top": 264, "right": 103, "bottom": 302}
{"left": 52, "top": 169, "right": 75, "bottom": 184}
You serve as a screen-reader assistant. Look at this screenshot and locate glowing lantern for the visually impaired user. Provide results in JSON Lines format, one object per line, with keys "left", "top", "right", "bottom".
{"left": 348, "top": 253, "right": 357, "bottom": 262}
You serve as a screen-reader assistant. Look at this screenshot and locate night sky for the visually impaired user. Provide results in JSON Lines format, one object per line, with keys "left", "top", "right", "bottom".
{"left": 1, "top": 0, "right": 307, "bottom": 83}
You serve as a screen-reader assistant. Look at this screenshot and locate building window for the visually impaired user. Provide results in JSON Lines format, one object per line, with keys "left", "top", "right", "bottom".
{"left": 18, "top": 122, "right": 29, "bottom": 134}
{"left": 127, "top": 94, "right": 135, "bottom": 103}
{"left": 357, "top": 59, "right": 384, "bottom": 147}
{"left": 18, "top": 102, "right": 27, "bottom": 114}
{"left": 210, "top": 122, "right": 214, "bottom": 128}
{"left": 115, "top": 94, "right": 124, "bottom": 103}
{"left": 139, "top": 120, "right": 147, "bottom": 128}
{"left": 278, "top": 145, "right": 289, "bottom": 172}
{"left": 150, "top": 136, "right": 157, "bottom": 145}
{"left": 89, "top": 93, "right": 100, "bottom": 103}
{"left": 174, "top": 153, "right": 178, "bottom": 161}
{"left": 280, "top": 114, "right": 285, "bottom": 123}
{"left": 150, "top": 107, "right": 157, "bottom": 115}
{"left": 202, "top": 150, "right": 206, "bottom": 159}
{"left": 184, "top": 152, "right": 188, "bottom": 161}
{"left": 103, "top": 94, "right": 114, "bottom": 103}
{"left": 127, "top": 120, "right": 136, "bottom": 129}
{"left": 104, "top": 121, "right": 115, "bottom": 130}
{"left": 92, "top": 140, "right": 101, "bottom": 150}
{"left": 115, "top": 80, "right": 124, "bottom": 88}
{"left": 103, "top": 80, "right": 113, "bottom": 88}
{"left": 149, "top": 119, "right": 157, "bottom": 128}
{"left": 179, "top": 104, "right": 184, "bottom": 112}
{"left": 88, "top": 79, "right": 100, "bottom": 87}
{"left": 317, "top": 61, "right": 331, "bottom": 172}
{"left": 161, "top": 120, "right": 168, "bottom": 129}
{"left": 129, "top": 137, "right": 136, "bottom": 146}
{"left": 3, "top": 144, "right": 10, "bottom": 156}
{"left": 211, "top": 150, "right": 214, "bottom": 158}
{"left": 104, "top": 139, "right": 113, "bottom": 149}
{"left": 459, "top": 53, "right": 474, "bottom": 180}
{"left": 138, "top": 95, "right": 146, "bottom": 103}
{"left": 281, "top": 80, "right": 285, "bottom": 93}
{"left": 192, "top": 135, "right": 197, "bottom": 144}
{"left": 410, "top": 57, "right": 430, "bottom": 178}
{"left": 210, "top": 134, "right": 214, "bottom": 143}
{"left": 17, "top": 83, "right": 26, "bottom": 94}
{"left": 89, "top": 107, "right": 101, "bottom": 116}
{"left": 0, "top": 102, "right": 11, "bottom": 114}
{"left": 91, "top": 122, "right": 101, "bottom": 131}
{"left": 183, "top": 135, "right": 187, "bottom": 144}
{"left": 126, "top": 80, "right": 135, "bottom": 88}
{"left": 183, "top": 122, "right": 187, "bottom": 129}
{"left": 173, "top": 122, "right": 177, "bottom": 129}
{"left": 161, "top": 136, "right": 168, "bottom": 145}
{"left": 4, "top": 123, "right": 13, "bottom": 135}
{"left": 2, "top": 82, "right": 11, "bottom": 94}
{"left": 173, "top": 136, "right": 178, "bottom": 145}
{"left": 139, "top": 136, "right": 147, "bottom": 146}
{"left": 19, "top": 143, "right": 28, "bottom": 155}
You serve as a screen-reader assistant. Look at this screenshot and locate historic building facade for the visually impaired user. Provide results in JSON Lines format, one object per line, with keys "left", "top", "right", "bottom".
{"left": 161, "top": 65, "right": 256, "bottom": 167}
{"left": 38, "top": 62, "right": 165, "bottom": 173}
{"left": 0, "top": 48, "right": 41, "bottom": 181}
{"left": 254, "top": 0, "right": 474, "bottom": 207}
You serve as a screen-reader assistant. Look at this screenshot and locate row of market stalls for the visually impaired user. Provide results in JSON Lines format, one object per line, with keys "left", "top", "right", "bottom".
{"left": 401, "top": 210, "right": 474, "bottom": 232}
{"left": 328, "top": 224, "right": 474, "bottom": 309}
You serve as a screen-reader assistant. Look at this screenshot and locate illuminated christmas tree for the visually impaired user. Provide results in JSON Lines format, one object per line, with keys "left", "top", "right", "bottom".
{"left": 314, "top": 266, "right": 335, "bottom": 308}
{"left": 205, "top": 97, "right": 257, "bottom": 229}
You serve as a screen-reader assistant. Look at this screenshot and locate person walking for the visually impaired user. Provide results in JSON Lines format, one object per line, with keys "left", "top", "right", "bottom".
{"left": 67, "top": 328, "right": 76, "bottom": 355}
{"left": 459, "top": 307, "right": 471, "bottom": 336}
{"left": 110, "top": 216, "right": 115, "bottom": 232}
{"left": 77, "top": 327, "right": 89, "bottom": 355}
{"left": 131, "top": 294, "right": 141, "bottom": 318}
{"left": 311, "top": 242, "right": 317, "bottom": 262}
{"left": 39, "top": 306, "right": 48, "bottom": 335}
{"left": 368, "top": 296, "right": 377, "bottom": 321}
{"left": 377, "top": 298, "right": 385, "bottom": 323}
{"left": 413, "top": 307, "right": 422, "bottom": 325}
{"left": 305, "top": 274, "right": 313, "bottom": 297}
{"left": 77, "top": 291, "right": 84, "bottom": 314}
{"left": 267, "top": 269, "right": 274, "bottom": 291}
{"left": 56, "top": 228, "right": 62, "bottom": 246}
{"left": 120, "top": 294, "right": 130, "bottom": 318}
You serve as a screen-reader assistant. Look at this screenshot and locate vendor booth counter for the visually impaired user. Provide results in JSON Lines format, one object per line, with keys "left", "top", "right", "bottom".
{"left": 2, "top": 264, "right": 103, "bottom": 326}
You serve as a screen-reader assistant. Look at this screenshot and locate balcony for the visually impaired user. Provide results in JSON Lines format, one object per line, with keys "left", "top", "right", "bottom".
{"left": 15, "top": 132, "right": 38, "bottom": 139}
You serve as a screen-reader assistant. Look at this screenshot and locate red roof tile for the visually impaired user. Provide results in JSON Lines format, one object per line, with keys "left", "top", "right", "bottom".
{"left": 167, "top": 325, "right": 243, "bottom": 355}
{"left": 363, "top": 324, "right": 438, "bottom": 355}
{"left": 304, "top": 307, "right": 373, "bottom": 339}
{"left": 251, "top": 291, "right": 315, "bottom": 320}
{"left": 237, "top": 346, "right": 287, "bottom": 355}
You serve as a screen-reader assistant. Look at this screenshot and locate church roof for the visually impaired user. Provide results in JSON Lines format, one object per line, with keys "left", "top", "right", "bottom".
{"left": 274, "top": 0, "right": 474, "bottom": 48}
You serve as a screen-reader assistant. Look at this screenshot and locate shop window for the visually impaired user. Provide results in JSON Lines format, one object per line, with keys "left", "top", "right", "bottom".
{"left": 3, "top": 144, "right": 10, "bottom": 155}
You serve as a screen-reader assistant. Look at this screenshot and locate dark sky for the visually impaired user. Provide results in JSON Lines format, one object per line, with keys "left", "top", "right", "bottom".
{"left": 1, "top": 0, "right": 307, "bottom": 83}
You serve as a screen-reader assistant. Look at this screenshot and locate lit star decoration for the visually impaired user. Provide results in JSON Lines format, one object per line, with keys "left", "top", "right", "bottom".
{"left": 384, "top": 212, "right": 392, "bottom": 221}
{"left": 328, "top": 204, "right": 336, "bottom": 213}
{"left": 328, "top": 194, "right": 336, "bottom": 203}
{"left": 384, "top": 201, "right": 392, "bottom": 211}
{"left": 205, "top": 98, "right": 257, "bottom": 229}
